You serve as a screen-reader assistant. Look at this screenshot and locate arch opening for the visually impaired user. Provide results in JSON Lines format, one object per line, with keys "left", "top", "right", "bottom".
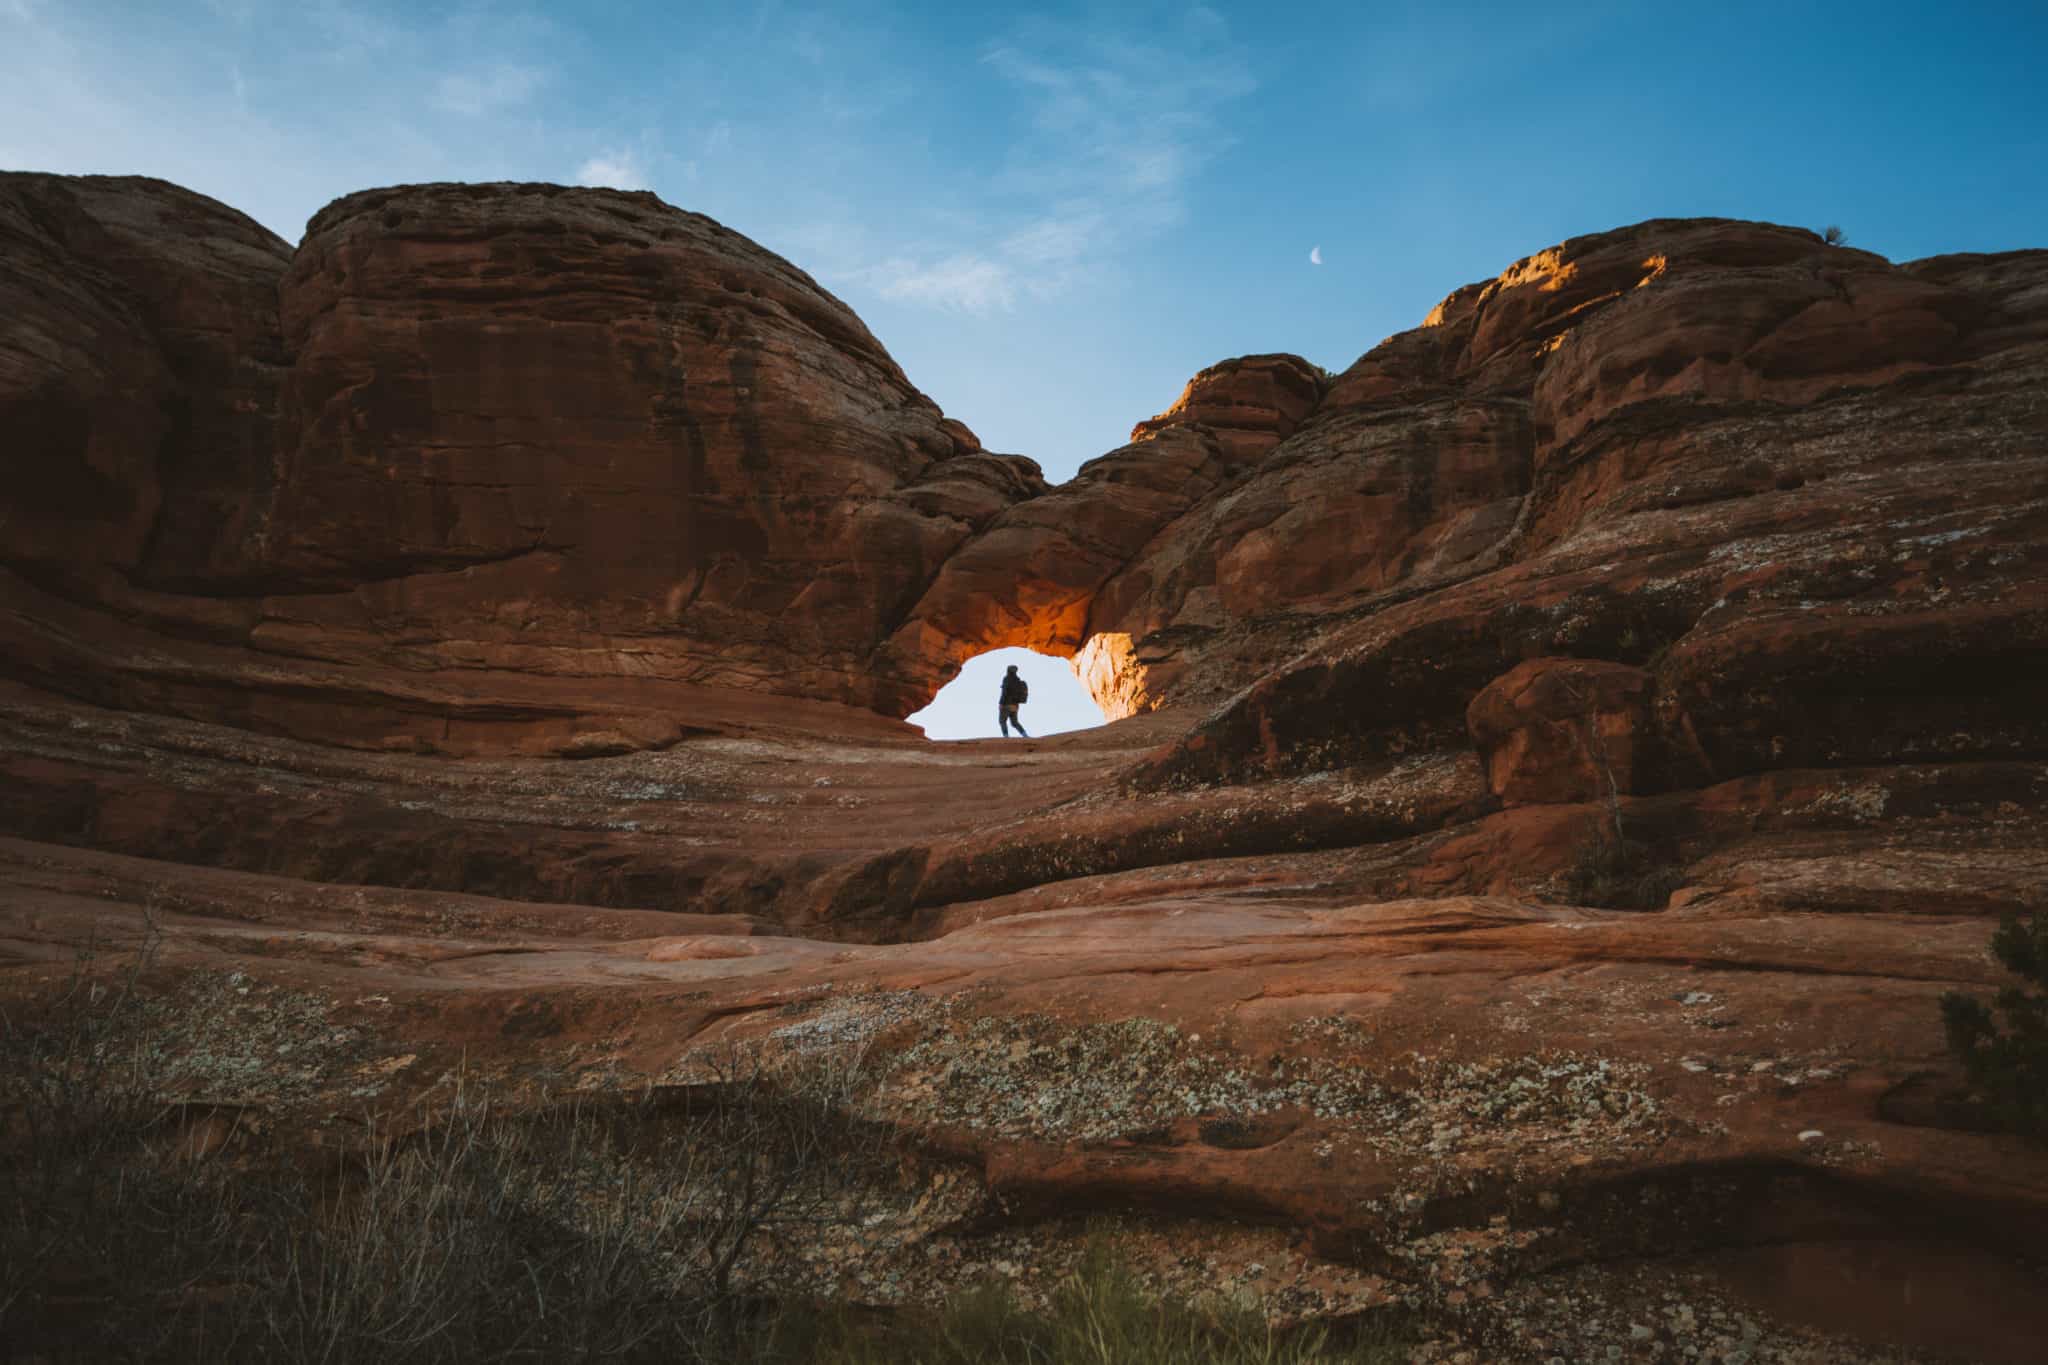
{"left": 905, "top": 647, "right": 1106, "bottom": 740}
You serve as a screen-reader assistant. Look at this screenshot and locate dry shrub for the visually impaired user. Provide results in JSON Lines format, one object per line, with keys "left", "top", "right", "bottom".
{"left": 1562, "top": 831, "right": 1689, "bottom": 911}
{"left": 0, "top": 931, "right": 879, "bottom": 1362}
{"left": 789, "top": 1234, "right": 1414, "bottom": 1364}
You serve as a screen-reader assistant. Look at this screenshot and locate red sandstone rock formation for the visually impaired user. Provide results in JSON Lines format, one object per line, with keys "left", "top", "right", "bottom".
{"left": 263, "top": 182, "right": 1020, "bottom": 712}
{"left": 1128, "top": 221, "right": 2048, "bottom": 787}
{"left": 1, "top": 174, "right": 1044, "bottom": 746}
{"left": 1127, "top": 352, "right": 1324, "bottom": 462}
{"left": 18, "top": 181, "right": 2037, "bottom": 761}
{"left": 4, "top": 179, "right": 2047, "bottom": 1360}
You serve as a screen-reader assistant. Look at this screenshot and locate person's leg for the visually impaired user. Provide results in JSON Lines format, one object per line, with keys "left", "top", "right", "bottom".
{"left": 1013, "top": 712, "right": 1028, "bottom": 738}
{"left": 997, "top": 705, "right": 1011, "bottom": 737}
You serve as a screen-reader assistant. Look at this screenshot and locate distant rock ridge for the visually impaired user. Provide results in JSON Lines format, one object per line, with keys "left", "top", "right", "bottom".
{"left": 3, "top": 174, "right": 2046, "bottom": 770}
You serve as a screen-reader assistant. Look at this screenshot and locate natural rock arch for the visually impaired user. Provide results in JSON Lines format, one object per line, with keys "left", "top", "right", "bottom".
{"left": 872, "top": 357, "right": 1326, "bottom": 720}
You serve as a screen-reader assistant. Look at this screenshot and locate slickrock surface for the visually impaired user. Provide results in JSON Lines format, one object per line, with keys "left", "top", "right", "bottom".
{"left": 4, "top": 176, "right": 2047, "bottom": 1361}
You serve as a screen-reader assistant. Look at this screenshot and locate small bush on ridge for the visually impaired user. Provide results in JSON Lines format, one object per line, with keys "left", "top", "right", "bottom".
{"left": 1941, "top": 909, "right": 2048, "bottom": 1141}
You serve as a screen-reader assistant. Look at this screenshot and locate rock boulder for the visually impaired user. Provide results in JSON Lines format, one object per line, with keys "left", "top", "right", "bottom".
{"left": 1467, "top": 657, "right": 1653, "bottom": 805}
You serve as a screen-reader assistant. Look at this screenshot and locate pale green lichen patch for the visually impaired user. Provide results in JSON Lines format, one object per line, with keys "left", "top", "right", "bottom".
{"left": 769, "top": 987, "right": 934, "bottom": 1055}
{"left": 860, "top": 1003, "right": 1671, "bottom": 1161}
{"left": 119, "top": 970, "right": 395, "bottom": 1103}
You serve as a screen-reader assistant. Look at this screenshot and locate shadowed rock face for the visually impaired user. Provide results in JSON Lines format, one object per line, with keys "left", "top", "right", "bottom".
{"left": 0, "top": 174, "right": 291, "bottom": 585}
{"left": 1, "top": 174, "right": 1044, "bottom": 737}
{"left": 265, "top": 183, "right": 1033, "bottom": 715}
{"left": 4, "top": 178, "right": 2048, "bottom": 1360}
{"left": 1467, "top": 657, "right": 1654, "bottom": 806}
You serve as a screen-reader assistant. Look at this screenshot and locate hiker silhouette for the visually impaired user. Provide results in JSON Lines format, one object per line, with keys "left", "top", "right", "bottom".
{"left": 997, "top": 664, "right": 1029, "bottom": 737}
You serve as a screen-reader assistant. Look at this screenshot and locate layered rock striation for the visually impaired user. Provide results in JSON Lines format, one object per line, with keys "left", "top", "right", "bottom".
{"left": 1126, "top": 220, "right": 2048, "bottom": 791}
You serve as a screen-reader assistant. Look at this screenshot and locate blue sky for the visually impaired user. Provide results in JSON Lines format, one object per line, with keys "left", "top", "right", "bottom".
{"left": 6, "top": 2, "right": 2044, "bottom": 734}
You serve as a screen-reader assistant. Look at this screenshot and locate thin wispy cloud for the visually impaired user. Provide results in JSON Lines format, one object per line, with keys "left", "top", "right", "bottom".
{"left": 0, "top": 0, "right": 649, "bottom": 239}
{"left": 8, "top": 3, "right": 1254, "bottom": 323}
{"left": 863, "top": 253, "right": 1016, "bottom": 313}
{"left": 980, "top": 20, "right": 1254, "bottom": 220}
{"left": 831, "top": 11, "right": 1256, "bottom": 315}
{"left": 575, "top": 151, "right": 650, "bottom": 192}
{"left": 432, "top": 62, "right": 547, "bottom": 117}
{"left": 1001, "top": 213, "right": 1102, "bottom": 267}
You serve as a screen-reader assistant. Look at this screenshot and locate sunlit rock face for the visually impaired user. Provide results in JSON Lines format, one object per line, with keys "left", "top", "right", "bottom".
{"left": 1114, "top": 222, "right": 2048, "bottom": 784}
{"left": 880, "top": 424, "right": 1242, "bottom": 710}
{"left": 1127, "top": 352, "right": 1324, "bottom": 463}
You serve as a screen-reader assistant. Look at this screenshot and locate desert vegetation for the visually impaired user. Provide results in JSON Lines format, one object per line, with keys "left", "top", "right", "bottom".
{"left": 1942, "top": 909, "right": 2048, "bottom": 1142}
{"left": 784, "top": 1240, "right": 1412, "bottom": 1364}
{"left": 0, "top": 938, "right": 1411, "bottom": 1363}
{"left": 1560, "top": 830, "right": 1690, "bottom": 912}
{"left": 1554, "top": 673, "right": 1690, "bottom": 912}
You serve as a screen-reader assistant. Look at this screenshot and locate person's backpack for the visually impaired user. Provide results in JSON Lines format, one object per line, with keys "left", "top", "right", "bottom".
{"left": 1016, "top": 678, "right": 1028, "bottom": 703}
